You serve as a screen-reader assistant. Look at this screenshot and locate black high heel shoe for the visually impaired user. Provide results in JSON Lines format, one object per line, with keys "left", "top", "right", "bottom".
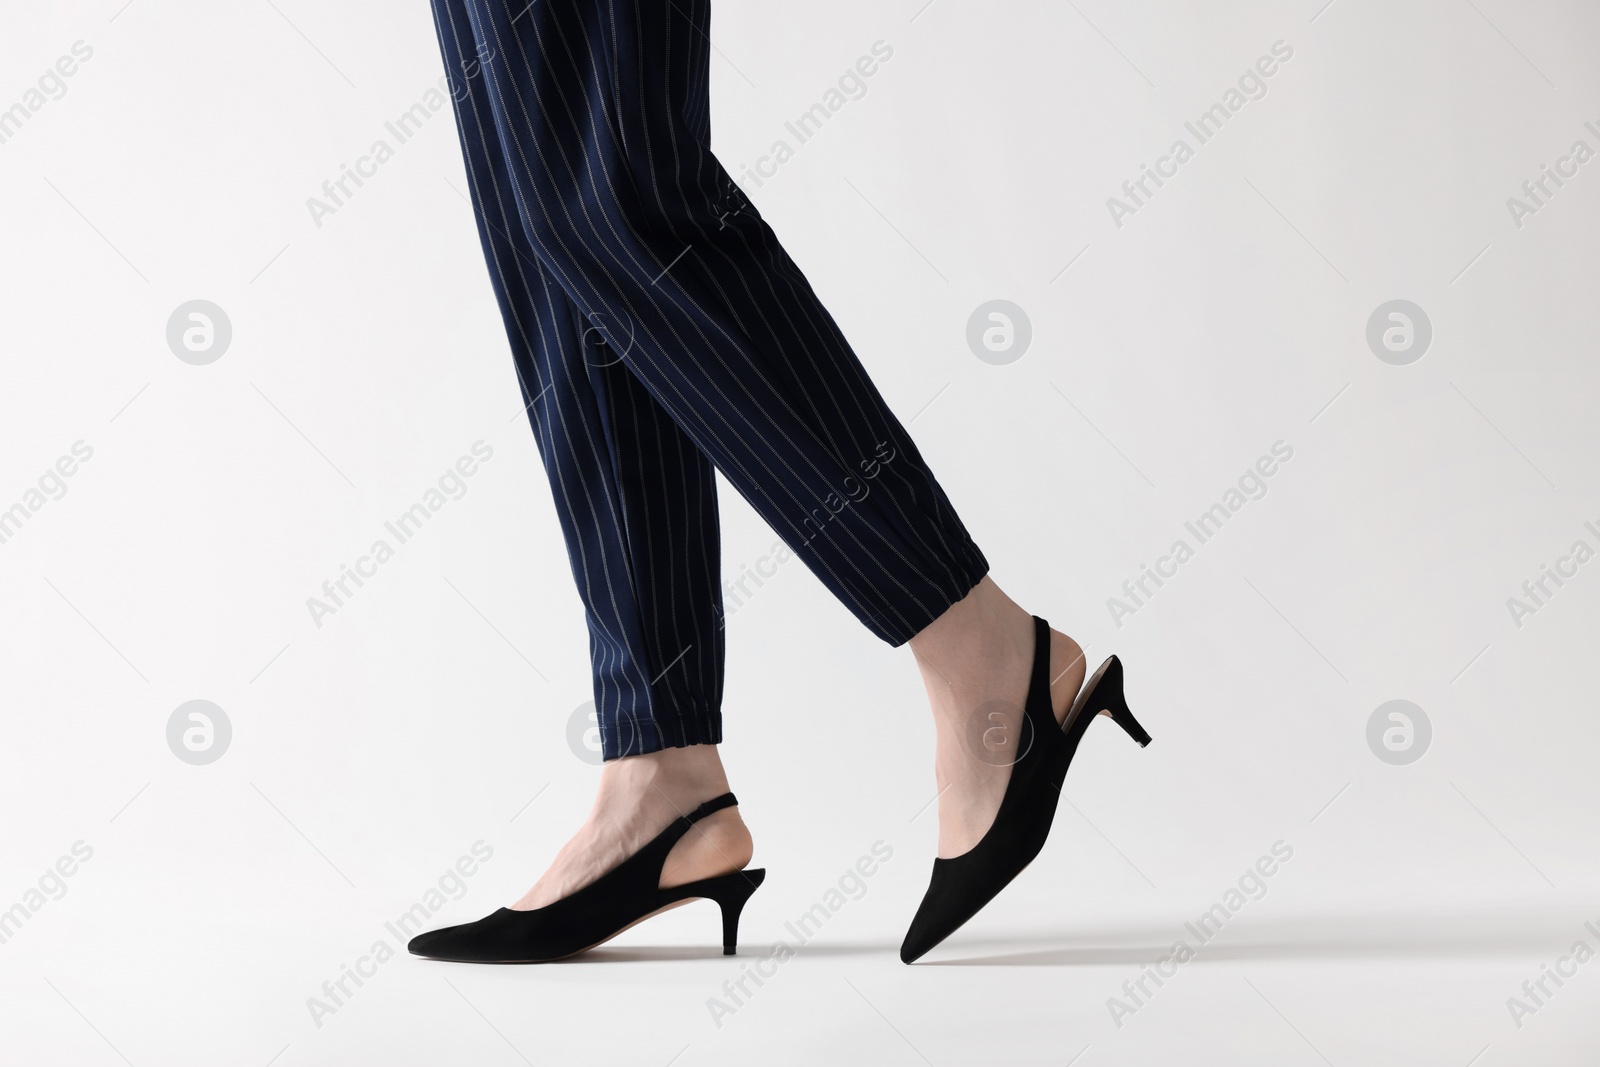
{"left": 408, "top": 793, "right": 764, "bottom": 962}
{"left": 900, "top": 617, "right": 1150, "bottom": 964}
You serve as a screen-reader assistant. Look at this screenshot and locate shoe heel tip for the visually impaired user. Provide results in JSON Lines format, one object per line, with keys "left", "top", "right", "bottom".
{"left": 723, "top": 945, "right": 736, "bottom": 956}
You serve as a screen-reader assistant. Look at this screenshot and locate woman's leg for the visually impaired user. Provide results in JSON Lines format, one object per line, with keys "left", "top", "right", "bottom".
{"left": 435, "top": 0, "right": 722, "bottom": 759}
{"left": 430, "top": 0, "right": 749, "bottom": 905}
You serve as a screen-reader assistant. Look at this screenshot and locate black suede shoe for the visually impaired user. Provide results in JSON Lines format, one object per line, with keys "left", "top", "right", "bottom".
{"left": 409, "top": 793, "right": 764, "bottom": 963}
{"left": 900, "top": 617, "right": 1150, "bottom": 964}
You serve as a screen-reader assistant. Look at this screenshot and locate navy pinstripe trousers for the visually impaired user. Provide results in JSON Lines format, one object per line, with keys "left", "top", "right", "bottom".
{"left": 429, "top": 0, "right": 989, "bottom": 758}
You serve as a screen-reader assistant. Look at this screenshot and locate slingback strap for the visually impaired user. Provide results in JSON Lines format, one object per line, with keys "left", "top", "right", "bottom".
{"left": 623, "top": 792, "right": 742, "bottom": 887}
{"left": 1027, "top": 616, "right": 1053, "bottom": 721}
{"left": 687, "top": 792, "right": 739, "bottom": 824}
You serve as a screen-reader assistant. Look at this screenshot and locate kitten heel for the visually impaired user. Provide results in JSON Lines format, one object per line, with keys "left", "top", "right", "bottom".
{"left": 1086, "top": 657, "right": 1152, "bottom": 748}
{"left": 694, "top": 868, "right": 766, "bottom": 956}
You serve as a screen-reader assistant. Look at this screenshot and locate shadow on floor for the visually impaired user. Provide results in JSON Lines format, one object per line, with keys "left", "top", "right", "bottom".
{"left": 574, "top": 941, "right": 897, "bottom": 962}
{"left": 915, "top": 906, "right": 1595, "bottom": 966}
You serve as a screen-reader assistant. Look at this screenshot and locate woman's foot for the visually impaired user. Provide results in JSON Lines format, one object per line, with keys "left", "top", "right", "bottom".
{"left": 910, "top": 577, "right": 1086, "bottom": 858}
{"left": 513, "top": 744, "right": 753, "bottom": 911}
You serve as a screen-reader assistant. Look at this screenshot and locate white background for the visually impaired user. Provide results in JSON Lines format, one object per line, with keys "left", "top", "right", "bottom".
{"left": 3, "top": 0, "right": 1599, "bottom": 1064}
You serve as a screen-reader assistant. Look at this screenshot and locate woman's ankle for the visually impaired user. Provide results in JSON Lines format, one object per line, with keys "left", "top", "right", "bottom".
{"left": 910, "top": 577, "right": 1034, "bottom": 695}
{"left": 599, "top": 744, "right": 730, "bottom": 812}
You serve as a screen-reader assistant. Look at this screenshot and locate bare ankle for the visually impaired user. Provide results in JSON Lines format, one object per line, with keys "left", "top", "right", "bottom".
{"left": 911, "top": 578, "right": 1035, "bottom": 698}
{"left": 600, "top": 744, "right": 730, "bottom": 809}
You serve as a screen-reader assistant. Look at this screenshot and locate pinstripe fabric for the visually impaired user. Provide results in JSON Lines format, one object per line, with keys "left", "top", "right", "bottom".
{"left": 429, "top": 0, "right": 989, "bottom": 758}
